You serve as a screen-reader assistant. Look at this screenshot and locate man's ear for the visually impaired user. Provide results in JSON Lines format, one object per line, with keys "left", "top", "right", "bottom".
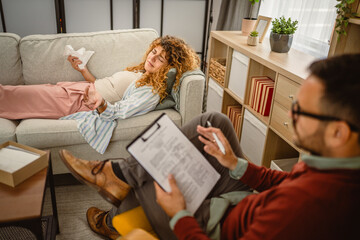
{"left": 325, "top": 121, "right": 351, "bottom": 148}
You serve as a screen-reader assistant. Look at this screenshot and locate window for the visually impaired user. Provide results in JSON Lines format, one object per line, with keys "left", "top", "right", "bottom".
{"left": 259, "top": 0, "right": 337, "bottom": 58}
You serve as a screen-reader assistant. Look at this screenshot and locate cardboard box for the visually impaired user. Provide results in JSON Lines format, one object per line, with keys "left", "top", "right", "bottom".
{"left": 0, "top": 141, "right": 48, "bottom": 187}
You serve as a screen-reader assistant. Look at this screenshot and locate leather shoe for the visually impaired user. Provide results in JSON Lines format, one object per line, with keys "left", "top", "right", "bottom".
{"left": 59, "top": 149, "right": 130, "bottom": 207}
{"left": 87, "top": 207, "right": 120, "bottom": 240}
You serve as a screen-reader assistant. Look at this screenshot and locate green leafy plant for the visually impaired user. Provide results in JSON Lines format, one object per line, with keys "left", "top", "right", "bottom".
{"left": 335, "top": 0, "right": 357, "bottom": 39}
{"left": 248, "top": 0, "right": 260, "bottom": 19}
{"left": 250, "top": 31, "right": 259, "bottom": 37}
{"left": 271, "top": 16, "right": 298, "bottom": 35}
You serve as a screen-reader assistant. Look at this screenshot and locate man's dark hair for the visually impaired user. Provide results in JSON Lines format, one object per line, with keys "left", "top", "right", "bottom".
{"left": 308, "top": 53, "right": 360, "bottom": 143}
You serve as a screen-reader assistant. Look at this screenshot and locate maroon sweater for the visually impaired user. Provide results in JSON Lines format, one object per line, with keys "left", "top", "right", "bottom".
{"left": 173, "top": 160, "right": 360, "bottom": 239}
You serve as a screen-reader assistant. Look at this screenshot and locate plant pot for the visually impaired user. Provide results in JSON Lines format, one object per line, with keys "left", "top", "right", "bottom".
{"left": 270, "top": 32, "right": 293, "bottom": 53}
{"left": 247, "top": 36, "right": 258, "bottom": 46}
{"left": 242, "top": 18, "right": 257, "bottom": 36}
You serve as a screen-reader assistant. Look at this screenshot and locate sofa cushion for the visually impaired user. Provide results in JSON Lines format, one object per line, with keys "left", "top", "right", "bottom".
{"left": 0, "top": 118, "right": 18, "bottom": 143}
{"left": 16, "top": 109, "right": 181, "bottom": 149}
{"left": 0, "top": 33, "right": 23, "bottom": 85}
{"left": 20, "top": 28, "right": 158, "bottom": 85}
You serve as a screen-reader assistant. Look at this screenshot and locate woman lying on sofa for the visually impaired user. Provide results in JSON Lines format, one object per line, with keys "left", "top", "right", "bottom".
{"left": 0, "top": 35, "right": 200, "bottom": 153}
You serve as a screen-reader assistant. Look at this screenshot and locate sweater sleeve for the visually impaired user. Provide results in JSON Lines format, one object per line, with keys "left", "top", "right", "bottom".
{"left": 99, "top": 85, "right": 160, "bottom": 120}
{"left": 240, "top": 162, "right": 290, "bottom": 192}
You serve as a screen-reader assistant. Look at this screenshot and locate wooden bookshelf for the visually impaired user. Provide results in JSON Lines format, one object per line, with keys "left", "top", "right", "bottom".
{"left": 206, "top": 31, "right": 316, "bottom": 167}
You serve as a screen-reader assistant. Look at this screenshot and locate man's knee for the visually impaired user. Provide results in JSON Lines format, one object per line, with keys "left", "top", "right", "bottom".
{"left": 204, "top": 111, "right": 232, "bottom": 129}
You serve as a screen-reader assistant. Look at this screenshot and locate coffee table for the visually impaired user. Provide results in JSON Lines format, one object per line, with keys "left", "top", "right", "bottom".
{"left": 0, "top": 151, "right": 59, "bottom": 240}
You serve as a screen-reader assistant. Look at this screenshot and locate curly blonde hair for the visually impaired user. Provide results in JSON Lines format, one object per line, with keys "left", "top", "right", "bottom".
{"left": 125, "top": 35, "right": 200, "bottom": 101}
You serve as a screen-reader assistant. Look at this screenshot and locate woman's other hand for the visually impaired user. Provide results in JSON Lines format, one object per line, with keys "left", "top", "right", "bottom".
{"left": 83, "top": 84, "right": 103, "bottom": 110}
{"left": 197, "top": 125, "right": 238, "bottom": 171}
{"left": 67, "top": 55, "right": 87, "bottom": 73}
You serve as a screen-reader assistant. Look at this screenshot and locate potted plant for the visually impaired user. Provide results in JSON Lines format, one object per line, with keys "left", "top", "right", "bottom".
{"left": 270, "top": 16, "right": 298, "bottom": 53}
{"left": 242, "top": 0, "right": 260, "bottom": 35}
{"left": 247, "top": 31, "right": 259, "bottom": 46}
{"left": 335, "top": 0, "right": 358, "bottom": 40}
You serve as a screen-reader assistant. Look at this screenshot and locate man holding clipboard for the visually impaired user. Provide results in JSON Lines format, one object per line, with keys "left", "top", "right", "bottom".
{"left": 60, "top": 111, "right": 251, "bottom": 240}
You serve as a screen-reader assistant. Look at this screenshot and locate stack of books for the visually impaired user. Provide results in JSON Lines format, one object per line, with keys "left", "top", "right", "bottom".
{"left": 249, "top": 76, "right": 274, "bottom": 116}
{"left": 227, "top": 105, "right": 242, "bottom": 137}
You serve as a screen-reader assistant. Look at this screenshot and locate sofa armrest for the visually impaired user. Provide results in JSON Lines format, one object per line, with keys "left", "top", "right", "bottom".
{"left": 178, "top": 74, "right": 205, "bottom": 125}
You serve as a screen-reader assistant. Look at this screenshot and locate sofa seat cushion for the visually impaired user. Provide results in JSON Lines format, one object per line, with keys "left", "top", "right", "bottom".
{"left": 16, "top": 109, "right": 181, "bottom": 149}
{"left": 0, "top": 118, "right": 19, "bottom": 143}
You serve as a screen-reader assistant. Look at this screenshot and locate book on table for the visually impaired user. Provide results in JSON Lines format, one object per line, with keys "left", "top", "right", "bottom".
{"left": 0, "top": 141, "right": 48, "bottom": 187}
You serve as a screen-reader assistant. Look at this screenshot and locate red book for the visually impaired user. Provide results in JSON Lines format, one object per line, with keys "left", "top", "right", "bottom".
{"left": 260, "top": 86, "right": 274, "bottom": 116}
{"left": 258, "top": 80, "right": 274, "bottom": 113}
{"left": 249, "top": 77, "right": 272, "bottom": 108}
{"left": 254, "top": 81, "right": 273, "bottom": 112}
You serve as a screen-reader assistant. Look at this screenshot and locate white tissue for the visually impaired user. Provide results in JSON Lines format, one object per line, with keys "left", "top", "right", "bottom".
{"left": 64, "top": 45, "right": 95, "bottom": 70}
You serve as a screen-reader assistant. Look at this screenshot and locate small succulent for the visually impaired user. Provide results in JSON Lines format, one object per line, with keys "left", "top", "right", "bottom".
{"left": 250, "top": 31, "right": 259, "bottom": 37}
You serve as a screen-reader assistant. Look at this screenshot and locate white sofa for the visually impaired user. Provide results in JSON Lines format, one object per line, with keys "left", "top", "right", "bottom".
{"left": 0, "top": 29, "right": 205, "bottom": 174}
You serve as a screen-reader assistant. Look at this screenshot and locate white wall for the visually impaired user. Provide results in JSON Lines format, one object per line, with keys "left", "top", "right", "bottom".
{"left": 2, "top": 0, "right": 57, "bottom": 37}
{"left": 65, "top": 0, "right": 111, "bottom": 33}
{"left": 113, "top": 0, "right": 133, "bottom": 30}
{"left": 140, "top": 0, "right": 162, "bottom": 35}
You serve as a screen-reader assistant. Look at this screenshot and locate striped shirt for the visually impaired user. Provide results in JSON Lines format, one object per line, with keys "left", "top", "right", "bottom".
{"left": 61, "top": 80, "right": 160, "bottom": 154}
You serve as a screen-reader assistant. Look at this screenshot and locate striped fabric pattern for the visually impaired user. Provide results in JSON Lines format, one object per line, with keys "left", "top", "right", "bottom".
{"left": 61, "top": 80, "right": 160, "bottom": 154}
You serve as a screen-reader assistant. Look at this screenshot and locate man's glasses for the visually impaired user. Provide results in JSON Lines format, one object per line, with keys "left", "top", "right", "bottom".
{"left": 291, "top": 100, "right": 358, "bottom": 132}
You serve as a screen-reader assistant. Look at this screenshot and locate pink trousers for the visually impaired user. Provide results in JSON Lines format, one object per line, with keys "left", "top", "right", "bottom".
{"left": 0, "top": 81, "right": 93, "bottom": 120}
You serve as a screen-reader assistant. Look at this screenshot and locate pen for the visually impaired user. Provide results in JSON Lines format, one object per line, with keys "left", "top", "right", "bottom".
{"left": 206, "top": 121, "right": 226, "bottom": 155}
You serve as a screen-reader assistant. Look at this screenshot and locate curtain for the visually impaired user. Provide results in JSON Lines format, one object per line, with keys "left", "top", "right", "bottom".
{"left": 258, "top": 0, "right": 338, "bottom": 58}
{"left": 216, "top": 0, "right": 260, "bottom": 30}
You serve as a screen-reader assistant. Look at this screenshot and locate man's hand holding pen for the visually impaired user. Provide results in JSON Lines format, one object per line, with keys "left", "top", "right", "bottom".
{"left": 197, "top": 124, "right": 238, "bottom": 171}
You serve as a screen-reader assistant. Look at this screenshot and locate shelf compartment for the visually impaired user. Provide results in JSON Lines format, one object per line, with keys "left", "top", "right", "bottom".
{"left": 227, "top": 50, "right": 250, "bottom": 102}
{"left": 224, "top": 88, "right": 243, "bottom": 105}
{"left": 225, "top": 105, "right": 243, "bottom": 139}
{"left": 240, "top": 109, "right": 267, "bottom": 166}
{"left": 244, "top": 104, "right": 269, "bottom": 125}
{"left": 262, "top": 128, "right": 299, "bottom": 168}
{"left": 245, "top": 59, "right": 276, "bottom": 105}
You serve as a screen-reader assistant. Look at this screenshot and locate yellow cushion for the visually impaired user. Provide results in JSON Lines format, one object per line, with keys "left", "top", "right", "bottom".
{"left": 112, "top": 206, "right": 157, "bottom": 238}
{"left": 118, "top": 228, "right": 158, "bottom": 240}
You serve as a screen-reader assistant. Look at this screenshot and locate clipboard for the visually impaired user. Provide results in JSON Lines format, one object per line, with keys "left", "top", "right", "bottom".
{"left": 126, "top": 113, "right": 220, "bottom": 214}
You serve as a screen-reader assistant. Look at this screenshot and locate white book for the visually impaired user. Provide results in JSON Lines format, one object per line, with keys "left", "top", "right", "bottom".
{"left": 0, "top": 146, "right": 40, "bottom": 173}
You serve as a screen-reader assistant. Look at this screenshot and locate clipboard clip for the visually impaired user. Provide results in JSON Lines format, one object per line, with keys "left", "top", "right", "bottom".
{"left": 141, "top": 123, "right": 160, "bottom": 142}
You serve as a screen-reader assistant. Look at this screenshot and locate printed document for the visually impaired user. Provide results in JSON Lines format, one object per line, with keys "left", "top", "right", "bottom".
{"left": 127, "top": 113, "right": 220, "bottom": 214}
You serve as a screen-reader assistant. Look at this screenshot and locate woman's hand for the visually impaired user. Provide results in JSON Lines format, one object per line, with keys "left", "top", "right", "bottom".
{"left": 83, "top": 84, "right": 103, "bottom": 110}
{"left": 154, "top": 174, "right": 186, "bottom": 218}
{"left": 197, "top": 125, "right": 238, "bottom": 171}
{"left": 67, "top": 55, "right": 87, "bottom": 73}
